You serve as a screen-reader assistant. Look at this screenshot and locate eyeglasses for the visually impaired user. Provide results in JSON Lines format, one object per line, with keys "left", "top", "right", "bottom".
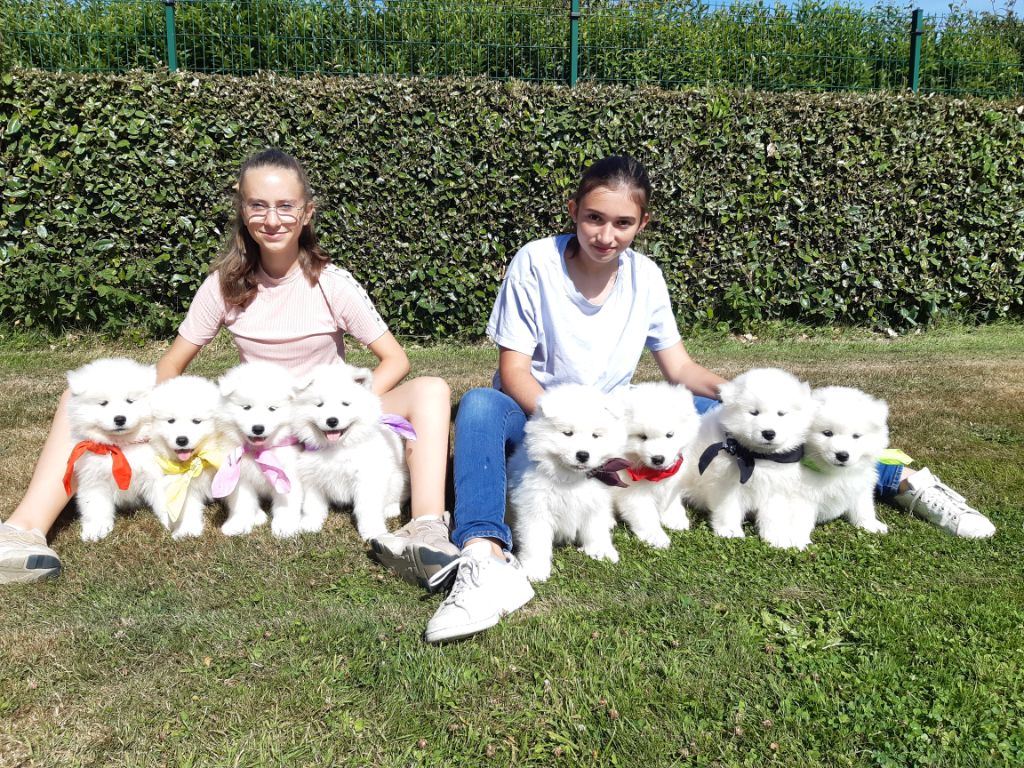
{"left": 245, "top": 202, "right": 306, "bottom": 224}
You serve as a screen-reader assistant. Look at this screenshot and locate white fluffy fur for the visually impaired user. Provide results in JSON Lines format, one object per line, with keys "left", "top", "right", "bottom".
{"left": 149, "top": 375, "right": 224, "bottom": 539}
{"left": 216, "top": 362, "right": 304, "bottom": 538}
{"left": 66, "top": 357, "right": 159, "bottom": 541}
{"left": 679, "top": 367, "right": 816, "bottom": 549}
{"left": 508, "top": 384, "right": 628, "bottom": 582}
{"left": 294, "top": 363, "right": 409, "bottom": 539}
{"left": 613, "top": 382, "right": 700, "bottom": 548}
{"left": 804, "top": 386, "right": 889, "bottom": 534}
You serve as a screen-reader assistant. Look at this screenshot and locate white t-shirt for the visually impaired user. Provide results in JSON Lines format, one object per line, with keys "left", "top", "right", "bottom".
{"left": 487, "top": 234, "right": 681, "bottom": 393}
{"left": 178, "top": 263, "right": 388, "bottom": 377}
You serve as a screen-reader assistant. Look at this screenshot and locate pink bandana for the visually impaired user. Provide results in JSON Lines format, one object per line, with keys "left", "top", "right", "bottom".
{"left": 212, "top": 438, "right": 298, "bottom": 497}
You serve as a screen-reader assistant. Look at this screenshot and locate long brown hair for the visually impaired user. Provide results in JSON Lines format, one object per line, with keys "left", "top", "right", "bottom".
{"left": 212, "top": 148, "right": 331, "bottom": 307}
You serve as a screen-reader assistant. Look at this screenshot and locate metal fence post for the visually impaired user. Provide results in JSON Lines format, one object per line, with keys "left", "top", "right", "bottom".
{"left": 164, "top": 0, "right": 178, "bottom": 72}
{"left": 569, "top": 0, "right": 580, "bottom": 86}
{"left": 908, "top": 8, "right": 922, "bottom": 92}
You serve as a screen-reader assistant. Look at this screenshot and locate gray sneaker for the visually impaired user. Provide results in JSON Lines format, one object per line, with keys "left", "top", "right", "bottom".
{"left": 369, "top": 513, "right": 460, "bottom": 590}
{"left": 0, "top": 524, "right": 62, "bottom": 584}
{"left": 893, "top": 468, "right": 996, "bottom": 538}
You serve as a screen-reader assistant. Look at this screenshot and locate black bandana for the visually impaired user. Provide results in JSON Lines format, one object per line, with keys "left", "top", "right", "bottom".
{"left": 697, "top": 437, "right": 805, "bottom": 484}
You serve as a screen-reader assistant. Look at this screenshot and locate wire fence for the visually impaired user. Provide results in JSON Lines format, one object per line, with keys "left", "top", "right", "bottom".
{"left": 1, "top": 0, "right": 1022, "bottom": 96}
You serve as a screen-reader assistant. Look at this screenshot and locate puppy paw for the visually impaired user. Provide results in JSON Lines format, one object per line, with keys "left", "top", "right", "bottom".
{"left": 80, "top": 520, "right": 114, "bottom": 542}
{"left": 221, "top": 512, "right": 258, "bottom": 537}
{"left": 383, "top": 503, "right": 402, "bottom": 520}
{"left": 660, "top": 506, "right": 691, "bottom": 532}
{"left": 857, "top": 518, "right": 889, "bottom": 534}
{"left": 298, "top": 514, "right": 327, "bottom": 534}
{"left": 271, "top": 514, "right": 302, "bottom": 539}
{"left": 637, "top": 528, "right": 672, "bottom": 549}
{"left": 761, "top": 530, "right": 810, "bottom": 550}
{"left": 172, "top": 521, "right": 204, "bottom": 540}
{"left": 253, "top": 509, "right": 269, "bottom": 527}
{"left": 520, "top": 558, "right": 551, "bottom": 583}
{"left": 712, "top": 524, "right": 745, "bottom": 539}
{"left": 581, "top": 544, "right": 619, "bottom": 563}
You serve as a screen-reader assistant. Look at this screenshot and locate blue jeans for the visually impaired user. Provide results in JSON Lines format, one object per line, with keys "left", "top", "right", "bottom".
{"left": 450, "top": 390, "right": 902, "bottom": 551}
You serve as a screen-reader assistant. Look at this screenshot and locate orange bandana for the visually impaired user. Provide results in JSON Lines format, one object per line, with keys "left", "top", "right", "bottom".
{"left": 63, "top": 441, "right": 132, "bottom": 495}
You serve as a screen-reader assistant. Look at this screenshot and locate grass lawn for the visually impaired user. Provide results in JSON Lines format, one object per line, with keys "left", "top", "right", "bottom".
{"left": 1, "top": 324, "right": 1022, "bottom": 767}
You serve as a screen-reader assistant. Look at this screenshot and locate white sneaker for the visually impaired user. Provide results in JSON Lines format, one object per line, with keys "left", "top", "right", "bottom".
{"left": 424, "top": 541, "right": 535, "bottom": 644}
{"left": 0, "top": 523, "right": 62, "bottom": 584}
{"left": 369, "top": 513, "right": 460, "bottom": 590}
{"left": 893, "top": 468, "right": 996, "bottom": 538}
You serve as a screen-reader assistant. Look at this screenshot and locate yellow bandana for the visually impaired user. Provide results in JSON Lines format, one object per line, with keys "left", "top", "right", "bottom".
{"left": 156, "top": 448, "right": 223, "bottom": 523}
{"left": 879, "top": 448, "right": 914, "bottom": 466}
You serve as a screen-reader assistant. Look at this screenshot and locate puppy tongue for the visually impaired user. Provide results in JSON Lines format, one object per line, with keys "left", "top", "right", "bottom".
{"left": 176, "top": 449, "right": 195, "bottom": 462}
{"left": 249, "top": 435, "right": 267, "bottom": 446}
{"left": 325, "top": 430, "right": 343, "bottom": 442}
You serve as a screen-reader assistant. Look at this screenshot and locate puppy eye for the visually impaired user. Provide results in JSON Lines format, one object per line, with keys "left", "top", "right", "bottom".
{"left": 242, "top": 405, "right": 252, "bottom": 411}
{"left": 268, "top": 406, "right": 277, "bottom": 412}
{"left": 126, "top": 398, "right": 135, "bottom": 405}
{"left": 822, "top": 430, "right": 833, "bottom": 437}
{"left": 852, "top": 433, "right": 861, "bottom": 439}
{"left": 316, "top": 401, "right": 324, "bottom": 408}
{"left": 192, "top": 418, "right": 202, "bottom": 425}
{"left": 666, "top": 431, "right": 674, "bottom": 438}
{"left": 750, "top": 409, "right": 760, "bottom": 416}
{"left": 99, "top": 400, "right": 109, "bottom": 407}
{"left": 777, "top": 410, "right": 786, "bottom": 417}
{"left": 168, "top": 418, "right": 176, "bottom": 424}
{"left": 592, "top": 432, "right": 601, "bottom": 439}
{"left": 342, "top": 401, "right": 351, "bottom": 407}
{"left": 562, "top": 430, "right": 574, "bottom": 437}
{"left": 636, "top": 433, "right": 648, "bottom": 441}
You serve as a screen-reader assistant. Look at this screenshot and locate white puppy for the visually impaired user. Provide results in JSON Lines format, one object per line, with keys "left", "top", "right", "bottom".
{"left": 804, "top": 386, "right": 889, "bottom": 534}
{"left": 149, "top": 375, "right": 225, "bottom": 539}
{"left": 65, "top": 357, "right": 159, "bottom": 541}
{"left": 294, "top": 363, "right": 410, "bottom": 539}
{"left": 508, "top": 384, "right": 628, "bottom": 582}
{"left": 613, "top": 382, "right": 700, "bottom": 548}
{"left": 680, "top": 367, "right": 815, "bottom": 549}
{"left": 212, "top": 362, "right": 304, "bottom": 538}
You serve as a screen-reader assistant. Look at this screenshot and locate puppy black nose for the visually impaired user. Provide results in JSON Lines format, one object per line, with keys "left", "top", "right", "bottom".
{"left": 326, "top": 417, "right": 339, "bottom": 428}
{"left": 176, "top": 436, "right": 189, "bottom": 447}
{"left": 761, "top": 429, "right": 776, "bottom": 441}
{"left": 252, "top": 424, "right": 265, "bottom": 435}
{"left": 651, "top": 455, "right": 665, "bottom": 466}
{"left": 575, "top": 450, "right": 590, "bottom": 463}
{"left": 835, "top": 451, "right": 849, "bottom": 463}
{"left": 114, "top": 415, "right": 127, "bottom": 427}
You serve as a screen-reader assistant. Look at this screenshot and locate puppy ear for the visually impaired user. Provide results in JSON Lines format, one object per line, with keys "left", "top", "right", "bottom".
{"left": 66, "top": 365, "right": 86, "bottom": 396}
{"left": 717, "top": 380, "right": 735, "bottom": 404}
{"left": 218, "top": 369, "right": 238, "bottom": 398}
{"left": 351, "top": 367, "right": 374, "bottom": 391}
{"left": 871, "top": 396, "right": 890, "bottom": 427}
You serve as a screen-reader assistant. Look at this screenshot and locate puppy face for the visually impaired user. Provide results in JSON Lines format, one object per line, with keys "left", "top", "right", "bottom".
{"left": 293, "top": 363, "right": 380, "bottom": 448}
{"left": 806, "top": 386, "right": 889, "bottom": 468}
{"left": 620, "top": 383, "right": 699, "bottom": 470}
{"left": 717, "top": 368, "right": 813, "bottom": 454}
{"left": 217, "top": 362, "right": 298, "bottom": 447}
{"left": 526, "top": 385, "right": 626, "bottom": 472}
{"left": 150, "top": 376, "right": 222, "bottom": 462}
{"left": 66, "top": 358, "right": 156, "bottom": 444}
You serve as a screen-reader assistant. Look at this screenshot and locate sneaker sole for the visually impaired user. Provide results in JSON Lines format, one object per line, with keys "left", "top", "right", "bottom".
{"left": 423, "top": 583, "right": 535, "bottom": 644}
{"left": 0, "top": 555, "right": 62, "bottom": 584}
{"left": 369, "top": 540, "right": 459, "bottom": 591}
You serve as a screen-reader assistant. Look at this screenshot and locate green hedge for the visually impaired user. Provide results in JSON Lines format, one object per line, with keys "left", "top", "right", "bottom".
{"left": 1, "top": 70, "right": 1022, "bottom": 340}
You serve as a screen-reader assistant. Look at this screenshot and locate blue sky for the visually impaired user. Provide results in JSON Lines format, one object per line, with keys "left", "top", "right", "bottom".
{"left": 857, "top": 0, "right": 1017, "bottom": 14}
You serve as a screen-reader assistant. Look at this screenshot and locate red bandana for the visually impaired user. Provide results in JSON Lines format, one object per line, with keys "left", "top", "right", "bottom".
{"left": 626, "top": 456, "right": 683, "bottom": 483}
{"left": 63, "top": 441, "right": 133, "bottom": 495}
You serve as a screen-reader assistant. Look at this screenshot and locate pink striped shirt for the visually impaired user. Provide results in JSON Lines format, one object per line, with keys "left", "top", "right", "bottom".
{"left": 178, "top": 264, "right": 388, "bottom": 377}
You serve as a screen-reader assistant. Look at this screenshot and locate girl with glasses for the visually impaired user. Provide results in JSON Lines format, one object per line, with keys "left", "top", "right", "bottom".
{"left": 1, "top": 148, "right": 459, "bottom": 583}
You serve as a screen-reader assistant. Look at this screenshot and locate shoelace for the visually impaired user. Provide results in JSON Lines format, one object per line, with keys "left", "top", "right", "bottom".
{"left": 903, "top": 480, "right": 968, "bottom": 522}
{"left": 427, "top": 553, "right": 483, "bottom": 601}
